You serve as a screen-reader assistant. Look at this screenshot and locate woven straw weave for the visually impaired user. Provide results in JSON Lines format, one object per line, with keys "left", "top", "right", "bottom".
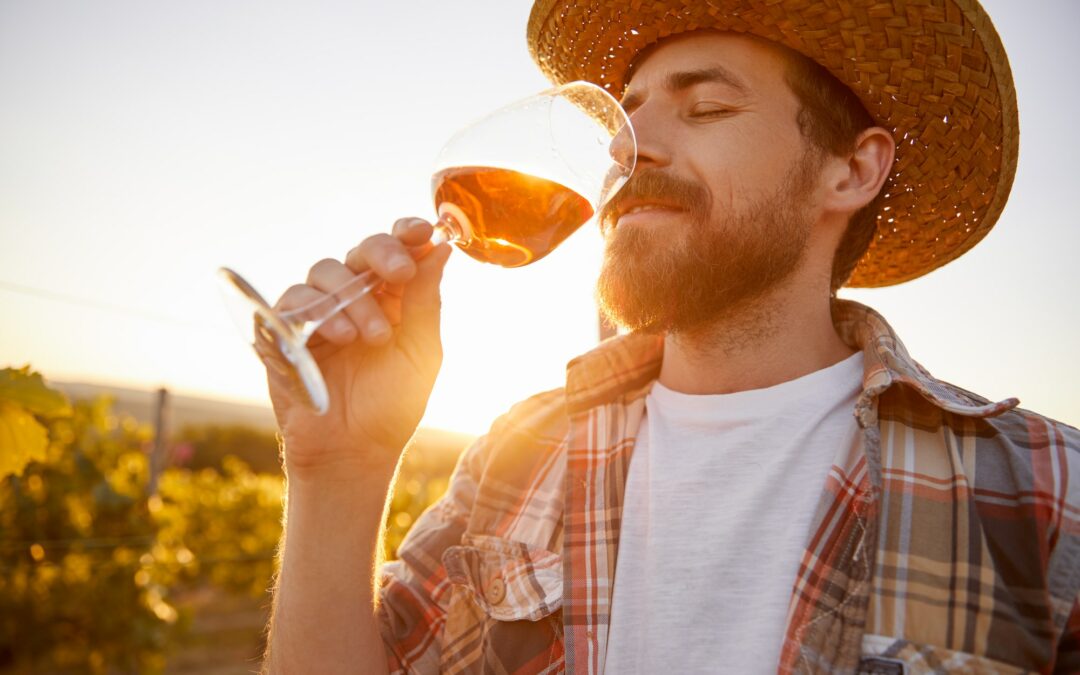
{"left": 527, "top": 0, "right": 1018, "bottom": 287}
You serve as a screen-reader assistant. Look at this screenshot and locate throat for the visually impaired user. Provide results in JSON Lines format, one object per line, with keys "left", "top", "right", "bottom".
{"left": 658, "top": 289, "right": 855, "bottom": 396}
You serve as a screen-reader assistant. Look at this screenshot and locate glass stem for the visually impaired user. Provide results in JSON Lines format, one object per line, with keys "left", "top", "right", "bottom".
{"left": 281, "top": 216, "right": 462, "bottom": 342}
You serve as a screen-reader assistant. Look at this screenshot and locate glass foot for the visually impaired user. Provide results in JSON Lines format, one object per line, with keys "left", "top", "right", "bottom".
{"left": 217, "top": 267, "right": 330, "bottom": 414}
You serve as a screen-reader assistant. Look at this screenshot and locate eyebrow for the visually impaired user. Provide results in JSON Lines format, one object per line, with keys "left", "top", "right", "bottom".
{"left": 620, "top": 65, "right": 751, "bottom": 113}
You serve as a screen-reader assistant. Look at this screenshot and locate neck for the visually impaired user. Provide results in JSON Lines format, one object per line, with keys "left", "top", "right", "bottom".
{"left": 658, "top": 276, "right": 855, "bottom": 395}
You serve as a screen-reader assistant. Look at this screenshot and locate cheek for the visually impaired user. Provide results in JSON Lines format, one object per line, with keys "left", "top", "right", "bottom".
{"left": 684, "top": 128, "right": 775, "bottom": 215}
{"left": 712, "top": 172, "right": 736, "bottom": 216}
{"left": 716, "top": 141, "right": 805, "bottom": 211}
{"left": 677, "top": 115, "right": 805, "bottom": 217}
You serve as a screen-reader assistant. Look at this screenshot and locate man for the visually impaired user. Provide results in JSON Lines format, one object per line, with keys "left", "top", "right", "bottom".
{"left": 261, "top": 1, "right": 1079, "bottom": 673}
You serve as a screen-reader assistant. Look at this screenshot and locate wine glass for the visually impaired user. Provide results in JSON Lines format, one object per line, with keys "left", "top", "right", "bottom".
{"left": 217, "top": 81, "right": 636, "bottom": 414}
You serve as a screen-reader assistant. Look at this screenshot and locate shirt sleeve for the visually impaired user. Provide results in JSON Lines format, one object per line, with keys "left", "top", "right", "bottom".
{"left": 375, "top": 433, "right": 490, "bottom": 674}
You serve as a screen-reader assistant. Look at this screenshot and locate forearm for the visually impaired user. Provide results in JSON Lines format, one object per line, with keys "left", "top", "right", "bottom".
{"left": 264, "top": 460, "right": 397, "bottom": 675}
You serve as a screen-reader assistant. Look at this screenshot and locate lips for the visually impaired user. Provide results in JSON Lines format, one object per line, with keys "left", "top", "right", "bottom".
{"left": 599, "top": 170, "right": 708, "bottom": 233}
{"left": 622, "top": 203, "right": 682, "bottom": 216}
{"left": 605, "top": 200, "right": 685, "bottom": 231}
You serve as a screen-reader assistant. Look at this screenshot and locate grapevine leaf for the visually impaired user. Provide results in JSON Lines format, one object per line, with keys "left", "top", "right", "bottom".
{"left": 0, "top": 366, "right": 72, "bottom": 418}
{"left": 0, "top": 400, "right": 50, "bottom": 477}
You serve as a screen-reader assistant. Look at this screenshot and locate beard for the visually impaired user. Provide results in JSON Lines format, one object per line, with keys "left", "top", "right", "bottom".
{"left": 596, "top": 151, "right": 819, "bottom": 335}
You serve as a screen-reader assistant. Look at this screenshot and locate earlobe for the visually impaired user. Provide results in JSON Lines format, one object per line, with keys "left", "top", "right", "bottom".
{"left": 825, "top": 127, "right": 896, "bottom": 213}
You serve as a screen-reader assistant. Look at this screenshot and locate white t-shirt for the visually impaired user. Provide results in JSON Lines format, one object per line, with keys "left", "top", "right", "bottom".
{"left": 604, "top": 352, "right": 864, "bottom": 674}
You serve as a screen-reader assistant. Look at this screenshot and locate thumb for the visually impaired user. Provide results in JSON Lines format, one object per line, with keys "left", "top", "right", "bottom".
{"left": 398, "top": 242, "right": 452, "bottom": 357}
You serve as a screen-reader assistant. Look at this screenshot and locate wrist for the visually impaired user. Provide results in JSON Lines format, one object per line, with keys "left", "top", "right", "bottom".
{"left": 282, "top": 446, "right": 400, "bottom": 487}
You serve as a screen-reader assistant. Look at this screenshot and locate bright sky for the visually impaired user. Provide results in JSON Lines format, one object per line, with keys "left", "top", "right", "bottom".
{"left": 1, "top": 0, "right": 1077, "bottom": 435}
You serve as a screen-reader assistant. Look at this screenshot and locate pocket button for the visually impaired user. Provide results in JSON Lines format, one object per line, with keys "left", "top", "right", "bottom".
{"left": 485, "top": 576, "right": 506, "bottom": 605}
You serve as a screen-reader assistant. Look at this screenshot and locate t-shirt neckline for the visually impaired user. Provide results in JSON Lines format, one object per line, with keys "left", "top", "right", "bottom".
{"left": 649, "top": 351, "right": 864, "bottom": 417}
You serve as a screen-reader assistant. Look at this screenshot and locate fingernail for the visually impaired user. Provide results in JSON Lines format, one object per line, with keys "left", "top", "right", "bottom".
{"left": 388, "top": 253, "right": 411, "bottom": 273}
{"left": 368, "top": 318, "right": 389, "bottom": 338}
{"left": 332, "top": 317, "right": 353, "bottom": 334}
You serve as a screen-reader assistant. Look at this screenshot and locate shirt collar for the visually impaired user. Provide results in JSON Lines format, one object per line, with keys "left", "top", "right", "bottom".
{"left": 565, "top": 299, "right": 1019, "bottom": 420}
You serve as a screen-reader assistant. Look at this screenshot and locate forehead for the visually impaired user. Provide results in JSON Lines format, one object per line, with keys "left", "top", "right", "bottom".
{"left": 623, "top": 31, "right": 790, "bottom": 96}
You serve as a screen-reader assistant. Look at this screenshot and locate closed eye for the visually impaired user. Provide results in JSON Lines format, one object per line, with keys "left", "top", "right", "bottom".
{"left": 689, "top": 107, "right": 733, "bottom": 118}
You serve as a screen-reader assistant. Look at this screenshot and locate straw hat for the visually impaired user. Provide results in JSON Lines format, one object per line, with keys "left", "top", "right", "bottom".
{"left": 527, "top": 0, "right": 1018, "bottom": 287}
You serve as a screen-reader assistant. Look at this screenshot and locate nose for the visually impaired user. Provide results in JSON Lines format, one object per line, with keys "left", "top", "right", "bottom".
{"left": 624, "top": 104, "right": 671, "bottom": 170}
{"left": 609, "top": 124, "right": 636, "bottom": 172}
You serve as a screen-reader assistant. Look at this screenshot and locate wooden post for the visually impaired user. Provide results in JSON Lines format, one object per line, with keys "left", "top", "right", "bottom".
{"left": 148, "top": 387, "right": 170, "bottom": 495}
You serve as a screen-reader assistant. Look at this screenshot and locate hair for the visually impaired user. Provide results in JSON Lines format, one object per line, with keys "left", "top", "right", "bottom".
{"left": 779, "top": 48, "right": 886, "bottom": 293}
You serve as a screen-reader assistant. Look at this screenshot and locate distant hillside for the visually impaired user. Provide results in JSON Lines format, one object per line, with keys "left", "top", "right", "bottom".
{"left": 54, "top": 381, "right": 277, "bottom": 432}
{"left": 52, "top": 380, "right": 476, "bottom": 460}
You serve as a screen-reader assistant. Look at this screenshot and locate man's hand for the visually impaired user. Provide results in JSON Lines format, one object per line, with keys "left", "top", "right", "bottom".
{"left": 260, "top": 218, "right": 447, "bottom": 674}
{"left": 263, "top": 217, "right": 452, "bottom": 478}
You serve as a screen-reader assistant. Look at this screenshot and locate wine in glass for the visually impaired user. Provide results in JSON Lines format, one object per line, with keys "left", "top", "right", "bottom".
{"left": 218, "top": 81, "right": 635, "bottom": 414}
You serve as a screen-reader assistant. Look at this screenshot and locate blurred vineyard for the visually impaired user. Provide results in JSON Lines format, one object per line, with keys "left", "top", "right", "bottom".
{"left": 0, "top": 367, "right": 466, "bottom": 674}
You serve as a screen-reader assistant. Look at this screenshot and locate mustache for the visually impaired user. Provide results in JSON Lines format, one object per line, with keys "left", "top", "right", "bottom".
{"left": 599, "top": 170, "right": 711, "bottom": 230}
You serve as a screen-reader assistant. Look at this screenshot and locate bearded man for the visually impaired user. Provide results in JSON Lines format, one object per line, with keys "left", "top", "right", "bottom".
{"left": 260, "top": 1, "right": 1080, "bottom": 673}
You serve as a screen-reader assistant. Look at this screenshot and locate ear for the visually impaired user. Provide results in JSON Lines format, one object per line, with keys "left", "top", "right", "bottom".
{"left": 821, "top": 126, "right": 895, "bottom": 215}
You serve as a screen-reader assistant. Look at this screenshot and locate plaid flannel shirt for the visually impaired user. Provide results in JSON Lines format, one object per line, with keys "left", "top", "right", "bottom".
{"left": 376, "top": 299, "right": 1080, "bottom": 674}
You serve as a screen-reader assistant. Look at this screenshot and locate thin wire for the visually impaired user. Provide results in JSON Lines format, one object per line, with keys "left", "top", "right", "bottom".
{"left": 0, "top": 553, "right": 277, "bottom": 574}
{"left": 0, "top": 528, "right": 286, "bottom": 551}
{"left": 0, "top": 279, "right": 225, "bottom": 333}
{"left": 0, "top": 537, "right": 279, "bottom": 562}
{"left": 0, "top": 534, "right": 157, "bottom": 550}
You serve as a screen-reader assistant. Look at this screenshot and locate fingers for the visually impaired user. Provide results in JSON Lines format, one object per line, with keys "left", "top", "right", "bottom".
{"left": 397, "top": 240, "right": 453, "bottom": 357}
{"left": 274, "top": 282, "right": 358, "bottom": 346}
{"left": 343, "top": 218, "right": 439, "bottom": 273}
{"left": 392, "top": 217, "right": 438, "bottom": 247}
{"left": 343, "top": 233, "right": 417, "bottom": 285}
{"left": 271, "top": 217, "right": 452, "bottom": 356}
{"left": 305, "top": 259, "right": 394, "bottom": 346}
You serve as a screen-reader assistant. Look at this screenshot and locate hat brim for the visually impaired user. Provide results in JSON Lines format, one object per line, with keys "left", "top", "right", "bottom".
{"left": 527, "top": 0, "right": 1018, "bottom": 288}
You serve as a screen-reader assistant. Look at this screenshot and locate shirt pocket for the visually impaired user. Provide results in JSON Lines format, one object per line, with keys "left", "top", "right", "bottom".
{"left": 439, "top": 534, "right": 564, "bottom": 673}
{"left": 859, "top": 634, "right": 1036, "bottom": 674}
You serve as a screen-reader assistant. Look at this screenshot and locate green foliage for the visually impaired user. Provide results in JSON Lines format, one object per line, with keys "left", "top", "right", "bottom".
{"left": 0, "top": 366, "right": 72, "bottom": 479}
{"left": 154, "top": 456, "right": 284, "bottom": 598}
{"left": 0, "top": 367, "right": 465, "bottom": 671}
{"left": 0, "top": 402, "right": 48, "bottom": 479}
{"left": 0, "top": 396, "right": 292, "bottom": 672}
{"left": 0, "top": 395, "right": 184, "bottom": 674}
{"left": 0, "top": 367, "right": 72, "bottom": 418}
{"left": 383, "top": 439, "right": 462, "bottom": 560}
{"left": 173, "top": 423, "right": 281, "bottom": 474}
